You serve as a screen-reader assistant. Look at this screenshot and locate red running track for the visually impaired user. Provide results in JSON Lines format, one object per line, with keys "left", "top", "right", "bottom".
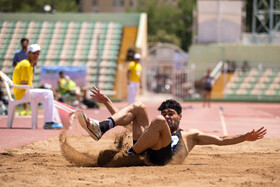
{"left": 0, "top": 102, "right": 279, "bottom": 152}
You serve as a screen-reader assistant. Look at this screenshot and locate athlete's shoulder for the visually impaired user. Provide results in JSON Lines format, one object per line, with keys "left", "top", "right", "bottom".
{"left": 181, "top": 129, "right": 203, "bottom": 137}
{"left": 180, "top": 129, "right": 202, "bottom": 146}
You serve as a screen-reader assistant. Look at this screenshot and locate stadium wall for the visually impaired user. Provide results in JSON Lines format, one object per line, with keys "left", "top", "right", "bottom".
{"left": 0, "top": 13, "right": 140, "bottom": 27}
{"left": 189, "top": 44, "right": 280, "bottom": 80}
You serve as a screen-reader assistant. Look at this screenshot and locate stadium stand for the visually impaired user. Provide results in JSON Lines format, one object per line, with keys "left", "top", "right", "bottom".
{"left": 0, "top": 20, "right": 123, "bottom": 92}
{"left": 0, "top": 13, "right": 147, "bottom": 100}
{"left": 0, "top": 13, "right": 147, "bottom": 101}
{"left": 211, "top": 73, "right": 232, "bottom": 99}
{"left": 224, "top": 68, "right": 280, "bottom": 100}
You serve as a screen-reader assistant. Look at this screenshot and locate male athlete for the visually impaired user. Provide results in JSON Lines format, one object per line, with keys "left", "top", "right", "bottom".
{"left": 77, "top": 86, "right": 266, "bottom": 166}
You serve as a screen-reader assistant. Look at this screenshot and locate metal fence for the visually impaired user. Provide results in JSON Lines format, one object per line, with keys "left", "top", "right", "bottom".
{"left": 141, "top": 61, "right": 195, "bottom": 101}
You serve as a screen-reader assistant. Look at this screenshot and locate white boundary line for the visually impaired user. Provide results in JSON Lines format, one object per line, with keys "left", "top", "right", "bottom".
{"left": 13, "top": 115, "right": 44, "bottom": 118}
{"left": 219, "top": 107, "right": 228, "bottom": 136}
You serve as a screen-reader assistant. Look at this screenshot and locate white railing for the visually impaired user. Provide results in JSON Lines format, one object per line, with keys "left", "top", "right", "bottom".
{"left": 135, "top": 13, "right": 148, "bottom": 57}
{"left": 210, "top": 60, "right": 224, "bottom": 85}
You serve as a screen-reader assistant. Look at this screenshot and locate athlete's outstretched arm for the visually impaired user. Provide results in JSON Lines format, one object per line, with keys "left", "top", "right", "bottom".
{"left": 90, "top": 86, "right": 119, "bottom": 115}
{"left": 194, "top": 127, "right": 267, "bottom": 146}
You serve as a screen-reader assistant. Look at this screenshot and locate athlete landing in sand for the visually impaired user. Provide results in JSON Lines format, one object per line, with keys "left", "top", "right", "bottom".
{"left": 77, "top": 86, "right": 267, "bottom": 166}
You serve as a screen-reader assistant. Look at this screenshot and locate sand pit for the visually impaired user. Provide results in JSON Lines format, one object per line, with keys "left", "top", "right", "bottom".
{"left": 1, "top": 103, "right": 280, "bottom": 186}
{"left": 0, "top": 132, "right": 279, "bottom": 186}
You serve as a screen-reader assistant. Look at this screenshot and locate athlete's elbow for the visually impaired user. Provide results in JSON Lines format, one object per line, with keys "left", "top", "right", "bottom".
{"left": 216, "top": 137, "right": 226, "bottom": 146}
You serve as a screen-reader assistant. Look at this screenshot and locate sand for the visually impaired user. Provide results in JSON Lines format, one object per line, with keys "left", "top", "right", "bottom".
{"left": 0, "top": 131, "right": 280, "bottom": 187}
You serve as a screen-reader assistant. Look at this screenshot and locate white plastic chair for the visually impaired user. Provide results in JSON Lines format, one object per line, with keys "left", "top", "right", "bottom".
{"left": 0, "top": 71, "right": 38, "bottom": 129}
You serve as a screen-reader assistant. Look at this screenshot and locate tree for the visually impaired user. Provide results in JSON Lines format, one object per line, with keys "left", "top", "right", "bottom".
{"left": 135, "top": 0, "right": 194, "bottom": 52}
{"left": 177, "top": 0, "right": 194, "bottom": 52}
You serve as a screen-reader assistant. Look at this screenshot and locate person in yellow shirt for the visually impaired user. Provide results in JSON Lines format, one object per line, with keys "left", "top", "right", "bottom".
{"left": 127, "top": 53, "right": 142, "bottom": 104}
{"left": 58, "top": 71, "right": 72, "bottom": 95}
{"left": 57, "top": 71, "right": 82, "bottom": 107}
{"left": 13, "top": 44, "right": 62, "bottom": 129}
{"left": 58, "top": 71, "right": 78, "bottom": 96}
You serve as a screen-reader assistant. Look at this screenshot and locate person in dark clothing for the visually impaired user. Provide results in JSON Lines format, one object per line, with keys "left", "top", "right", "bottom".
{"left": 202, "top": 69, "right": 213, "bottom": 108}
{"left": 13, "top": 38, "right": 29, "bottom": 67}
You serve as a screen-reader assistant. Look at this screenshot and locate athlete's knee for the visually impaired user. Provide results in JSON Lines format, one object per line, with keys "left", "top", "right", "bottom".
{"left": 152, "top": 115, "right": 166, "bottom": 124}
{"left": 149, "top": 115, "right": 167, "bottom": 130}
{"left": 132, "top": 101, "right": 146, "bottom": 111}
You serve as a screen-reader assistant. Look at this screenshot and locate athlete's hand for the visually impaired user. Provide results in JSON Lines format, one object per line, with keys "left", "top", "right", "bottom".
{"left": 90, "top": 85, "right": 109, "bottom": 104}
{"left": 245, "top": 127, "right": 267, "bottom": 141}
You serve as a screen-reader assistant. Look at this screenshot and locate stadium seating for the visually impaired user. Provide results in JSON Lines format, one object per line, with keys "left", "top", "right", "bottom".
{"left": 0, "top": 20, "right": 123, "bottom": 93}
{"left": 224, "top": 68, "right": 280, "bottom": 100}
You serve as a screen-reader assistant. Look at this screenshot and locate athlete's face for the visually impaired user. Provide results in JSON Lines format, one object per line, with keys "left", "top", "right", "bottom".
{"left": 161, "top": 108, "right": 181, "bottom": 133}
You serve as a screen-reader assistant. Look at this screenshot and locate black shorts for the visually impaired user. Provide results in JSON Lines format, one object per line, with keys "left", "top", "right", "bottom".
{"left": 145, "top": 143, "right": 173, "bottom": 166}
{"left": 204, "top": 87, "right": 212, "bottom": 92}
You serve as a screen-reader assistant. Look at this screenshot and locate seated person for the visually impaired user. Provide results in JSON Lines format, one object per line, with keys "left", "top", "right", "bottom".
{"left": 58, "top": 72, "right": 81, "bottom": 95}
{"left": 57, "top": 71, "right": 82, "bottom": 107}
{"left": 13, "top": 38, "right": 30, "bottom": 116}
{"left": 13, "top": 44, "right": 62, "bottom": 129}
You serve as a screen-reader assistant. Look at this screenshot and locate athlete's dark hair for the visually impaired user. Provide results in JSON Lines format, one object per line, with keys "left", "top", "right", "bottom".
{"left": 21, "top": 38, "right": 29, "bottom": 44}
{"left": 158, "top": 99, "right": 182, "bottom": 115}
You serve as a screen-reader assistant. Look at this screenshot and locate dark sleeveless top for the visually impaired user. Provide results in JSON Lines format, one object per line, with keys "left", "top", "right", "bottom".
{"left": 204, "top": 75, "right": 212, "bottom": 90}
{"left": 171, "top": 129, "right": 188, "bottom": 156}
{"left": 145, "top": 129, "right": 188, "bottom": 166}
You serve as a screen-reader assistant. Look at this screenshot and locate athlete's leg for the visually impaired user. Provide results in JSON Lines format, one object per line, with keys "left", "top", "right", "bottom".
{"left": 111, "top": 101, "right": 149, "bottom": 140}
{"left": 131, "top": 115, "right": 171, "bottom": 154}
{"left": 77, "top": 101, "right": 149, "bottom": 141}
